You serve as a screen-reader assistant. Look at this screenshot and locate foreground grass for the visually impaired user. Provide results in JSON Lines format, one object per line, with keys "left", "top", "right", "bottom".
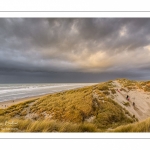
{"left": 1, "top": 116, "right": 149, "bottom": 132}
{"left": 111, "top": 117, "right": 150, "bottom": 132}
{"left": 0, "top": 81, "right": 135, "bottom": 132}
{"left": 0, "top": 116, "right": 100, "bottom": 132}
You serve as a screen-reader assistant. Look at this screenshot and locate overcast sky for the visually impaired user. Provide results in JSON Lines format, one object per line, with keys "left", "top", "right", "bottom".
{"left": 0, "top": 18, "right": 150, "bottom": 83}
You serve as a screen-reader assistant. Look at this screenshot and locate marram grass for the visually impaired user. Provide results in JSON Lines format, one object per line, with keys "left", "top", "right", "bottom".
{"left": 111, "top": 118, "right": 150, "bottom": 132}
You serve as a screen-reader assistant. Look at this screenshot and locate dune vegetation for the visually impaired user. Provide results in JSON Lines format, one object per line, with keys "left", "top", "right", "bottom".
{"left": 118, "top": 78, "right": 150, "bottom": 92}
{"left": 111, "top": 117, "right": 150, "bottom": 132}
{"left": 0, "top": 79, "right": 146, "bottom": 132}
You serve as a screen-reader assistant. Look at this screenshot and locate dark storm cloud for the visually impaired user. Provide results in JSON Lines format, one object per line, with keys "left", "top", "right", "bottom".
{"left": 0, "top": 18, "right": 150, "bottom": 82}
{"left": 0, "top": 69, "right": 145, "bottom": 83}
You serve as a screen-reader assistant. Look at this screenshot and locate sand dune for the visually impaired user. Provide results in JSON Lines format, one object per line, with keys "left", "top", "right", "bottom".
{"left": 112, "top": 80, "right": 150, "bottom": 121}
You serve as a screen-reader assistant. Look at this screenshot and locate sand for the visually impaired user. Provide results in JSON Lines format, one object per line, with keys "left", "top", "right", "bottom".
{"left": 112, "top": 80, "right": 150, "bottom": 121}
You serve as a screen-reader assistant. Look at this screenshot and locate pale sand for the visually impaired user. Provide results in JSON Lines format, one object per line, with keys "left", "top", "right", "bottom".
{"left": 112, "top": 80, "right": 150, "bottom": 121}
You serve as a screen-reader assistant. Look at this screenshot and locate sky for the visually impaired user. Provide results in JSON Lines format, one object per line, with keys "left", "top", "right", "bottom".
{"left": 0, "top": 18, "right": 150, "bottom": 83}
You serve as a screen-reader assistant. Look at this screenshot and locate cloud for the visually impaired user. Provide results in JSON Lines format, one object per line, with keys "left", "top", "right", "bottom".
{"left": 0, "top": 18, "right": 150, "bottom": 82}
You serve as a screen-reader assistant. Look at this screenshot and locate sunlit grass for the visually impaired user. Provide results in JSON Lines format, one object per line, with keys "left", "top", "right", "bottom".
{"left": 117, "top": 78, "right": 150, "bottom": 92}
{"left": 0, "top": 116, "right": 100, "bottom": 132}
{"left": 111, "top": 118, "right": 150, "bottom": 132}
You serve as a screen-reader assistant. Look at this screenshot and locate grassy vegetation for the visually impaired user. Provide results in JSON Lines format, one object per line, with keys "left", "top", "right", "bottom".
{"left": 30, "top": 86, "right": 94, "bottom": 123}
{"left": 117, "top": 78, "right": 150, "bottom": 92}
{"left": 0, "top": 116, "right": 100, "bottom": 132}
{"left": 0, "top": 81, "right": 136, "bottom": 132}
{"left": 0, "top": 100, "right": 35, "bottom": 118}
{"left": 110, "top": 89, "right": 116, "bottom": 94}
{"left": 111, "top": 117, "right": 150, "bottom": 132}
{"left": 122, "top": 101, "right": 130, "bottom": 107}
{"left": 117, "top": 79, "right": 137, "bottom": 90}
{"left": 93, "top": 99, "right": 133, "bottom": 129}
{"left": 142, "top": 81, "right": 150, "bottom": 92}
{"left": 120, "top": 88, "right": 127, "bottom": 92}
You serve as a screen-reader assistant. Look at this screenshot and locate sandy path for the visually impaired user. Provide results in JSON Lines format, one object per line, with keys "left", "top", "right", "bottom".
{"left": 112, "top": 80, "right": 150, "bottom": 121}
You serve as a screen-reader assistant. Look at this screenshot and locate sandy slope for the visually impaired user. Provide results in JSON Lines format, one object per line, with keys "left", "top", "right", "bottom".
{"left": 112, "top": 80, "right": 150, "bottom": 121}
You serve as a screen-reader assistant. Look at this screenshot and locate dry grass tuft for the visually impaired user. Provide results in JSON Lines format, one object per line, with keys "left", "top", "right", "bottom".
{"left": 111, "top": 117, "right": 150, "bottom": 132}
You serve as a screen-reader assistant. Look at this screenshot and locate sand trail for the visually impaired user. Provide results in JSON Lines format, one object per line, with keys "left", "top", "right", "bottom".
{"left": 112, "top": 80, "right": 150, "bottom": 121}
